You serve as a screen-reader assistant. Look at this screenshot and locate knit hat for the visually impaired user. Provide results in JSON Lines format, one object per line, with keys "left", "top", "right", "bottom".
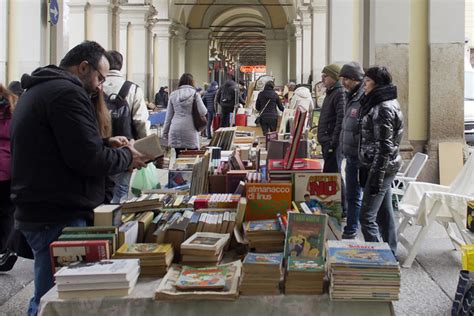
{"left": 322, "top": 64, "right": 341, "bottom": 81}
{"left": 340, "top": 62, "right": 364, "bottom": 81}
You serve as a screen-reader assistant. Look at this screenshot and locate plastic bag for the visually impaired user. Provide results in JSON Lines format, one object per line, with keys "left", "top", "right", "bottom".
{"left": 131, "top": 162, "right": 158, "bottom": 195}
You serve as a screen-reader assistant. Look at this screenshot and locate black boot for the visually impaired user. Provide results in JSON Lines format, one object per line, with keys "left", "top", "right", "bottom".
{"left": 0, "top": 249, "right": 18, "bottom": 272}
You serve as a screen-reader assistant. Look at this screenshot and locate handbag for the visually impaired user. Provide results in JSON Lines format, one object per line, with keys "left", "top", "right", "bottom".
{"left": 254, "top": 99, "right": 271, "bottom": 125}
{"left": 192, "top": 93, "right": 207, "bottom": 132}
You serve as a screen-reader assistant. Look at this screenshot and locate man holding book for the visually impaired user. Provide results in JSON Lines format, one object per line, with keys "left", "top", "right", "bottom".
{"left": 10, "top": 41, "right": 148, "bottom": 316}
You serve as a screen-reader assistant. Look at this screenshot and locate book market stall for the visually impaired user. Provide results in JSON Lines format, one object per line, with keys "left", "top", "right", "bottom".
{"left": 37, "top": 105, "right": 399, "bottom": 316}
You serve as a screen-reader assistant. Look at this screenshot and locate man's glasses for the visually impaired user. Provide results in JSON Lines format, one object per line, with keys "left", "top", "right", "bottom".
{"left": 88, "top": 62, "right": 106, "bottom": 84}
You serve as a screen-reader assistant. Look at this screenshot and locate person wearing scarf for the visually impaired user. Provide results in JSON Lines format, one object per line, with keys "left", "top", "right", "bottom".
{"left": 358, "top": 66, "right": 404, "bottom": 255}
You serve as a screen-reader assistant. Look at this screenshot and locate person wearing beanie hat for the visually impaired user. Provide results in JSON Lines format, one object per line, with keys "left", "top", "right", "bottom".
{"left": 203, "top": 81, "right": 219, "bottom": 139}
{"left": 322, "top": 64, "right": 341, "bottom": 81}
{"left": 317, "top": 63, "right": 345, "bottom": 174}
{"left": 358, "top": 65, "right": 404, "bottom": 255}
{"left": 339, "top": 61, "right": 365, "bottom": 239}
{"left": 339, "top": 62, "right": 364, "bottom": 81}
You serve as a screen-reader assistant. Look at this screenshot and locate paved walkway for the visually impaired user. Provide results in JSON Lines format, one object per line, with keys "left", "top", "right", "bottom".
{"left": 0, "top": 216, "right": 460, "bottom": 316}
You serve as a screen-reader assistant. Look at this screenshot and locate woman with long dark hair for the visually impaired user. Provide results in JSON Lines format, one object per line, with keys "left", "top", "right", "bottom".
{"left": 255, "top": 81, "right": 284, "bottom": 135}
{"left": 358, "top": 66, "right": 404, "bottom": 254}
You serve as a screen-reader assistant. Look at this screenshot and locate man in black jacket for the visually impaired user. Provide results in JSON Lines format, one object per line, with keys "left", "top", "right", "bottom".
{"left": 339, "top": 62, "right": 365, "bottom": 239}
{"left": 10, "top": 41, "right": 147, "bottom": 316}
{"left": 317, "top": 64, "right": 345, "bottom": 173}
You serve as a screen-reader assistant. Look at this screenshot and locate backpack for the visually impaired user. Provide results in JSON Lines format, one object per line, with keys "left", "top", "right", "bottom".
{"left": 219, "top": 85, "right": 237, "bottom": 109}
{"left": 105, "top": 81, "right": 136, "bottom": 139}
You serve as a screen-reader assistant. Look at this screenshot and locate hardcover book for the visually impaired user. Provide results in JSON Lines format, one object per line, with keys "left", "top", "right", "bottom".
{"left": 93, "top": 204, "right": 122, "bottom": 227}
{"left": 181, "top": 232, "right": 230, "bottom": 252}
{"left": 50, "top": 240, "right": 110, "bottom": 273}
{"left": 245, "top": 183, "right": 292, "bottom": 221}
{"left": 284, "top": 213, "right": 328, "bottom": 259}
{"left": 134, "top": 133, "right": 164, "bottom": 161}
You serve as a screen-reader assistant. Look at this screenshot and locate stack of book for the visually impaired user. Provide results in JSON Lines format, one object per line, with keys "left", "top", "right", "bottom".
{"left": 209, "top": 127, "right": 237, "bottom": 150}
{"left": 58, "top": 226, "right": 118, "bottom": 252}
{"left": 283, "top": 213, "right": 328, "bottom": 294}
{"left": 121, "top": 193, "right": 164, "bottom": 213}
{"left": 242, "top": 219, "right": 285, "bottom": 252}
{"left": 327, "top": 240, "right": 401, "bottom": 301}
{"left": 113, "top": 243, "right": 174, "bottom": 277}
{"left": 285, "top": 257, "right": 325, "bottom": 294}
{"left": 240, "top": 252, "right": 283, "bottom": 295}
{"left": 54, "top": 259, "right": 140, "bottom": 299}
{"left": 50, "top": 240, "right": 110, "bottom": 274}
{"left": 180, "top": 232, "right": 230, "bottom": 266}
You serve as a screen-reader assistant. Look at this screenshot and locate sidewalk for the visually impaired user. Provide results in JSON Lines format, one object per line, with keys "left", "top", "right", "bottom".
{"left": 0, "top": 215, "right": 460, "bottom": 315}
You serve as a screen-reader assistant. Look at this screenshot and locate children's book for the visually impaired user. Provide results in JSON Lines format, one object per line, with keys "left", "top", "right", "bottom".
{"left": 287, "top": 256, "right": 325, "bottom": 272}
{"left": 175, "top": 265, "right": 228, "bottom": 290}
{"left": 243, "top": 219, "right": 280, "bottom": 232}
{"left": 284, "top": 213, "right": 328, "bottom": 258}
{"left": 243, "top": 252, "right": 283, "bottom": 265}
{"left": 327, "top": 240, "right": 398, "bottom": 267}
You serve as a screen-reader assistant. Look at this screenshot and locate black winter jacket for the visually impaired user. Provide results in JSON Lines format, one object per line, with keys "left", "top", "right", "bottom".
{"left": 317, "top": 81, "right": 345, "bottom": 149}
{"left": 11, "top": 65, "right": 132, "bottom": 229}
{"left": 340, "top": 83, "right": 364, "bottom": 157}
{"left": 255, "top": 87, "right": 284, "bottom": 119}
{"left": 358, "top": 84, "right": 404, "bottom": 191}
{"left": 203, "top": 87, "right": 218, "bottom": 112}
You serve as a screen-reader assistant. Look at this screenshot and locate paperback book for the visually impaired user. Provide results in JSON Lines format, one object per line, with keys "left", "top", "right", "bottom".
{"left": 284, "top": 213, "right": 328, "bottom": 259}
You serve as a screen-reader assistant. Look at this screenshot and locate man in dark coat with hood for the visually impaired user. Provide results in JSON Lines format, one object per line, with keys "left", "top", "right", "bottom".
{"left": 10, "top": 41, "right": 147, "bottom": 316}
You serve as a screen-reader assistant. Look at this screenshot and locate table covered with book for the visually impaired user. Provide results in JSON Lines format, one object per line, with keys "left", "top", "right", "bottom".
{"left": 39, "top": 276, "right": 393, "bottom": 316}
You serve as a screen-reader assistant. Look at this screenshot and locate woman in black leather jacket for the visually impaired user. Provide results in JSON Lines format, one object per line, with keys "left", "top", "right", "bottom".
{"left": 358, "top": 66, "right": 404, "bottom": 255}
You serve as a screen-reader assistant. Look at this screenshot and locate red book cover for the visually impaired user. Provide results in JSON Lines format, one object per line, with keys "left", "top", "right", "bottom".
{"left": 50, "top": 240, "right": 110, "bottom": 274}
{"left": 268, "top": 158, "right": 322, "bottom": 172}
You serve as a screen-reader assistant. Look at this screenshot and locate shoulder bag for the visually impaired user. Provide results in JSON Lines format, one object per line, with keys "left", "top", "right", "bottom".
{"left": 192, "top": 93, "right": 207, "bottom": 132}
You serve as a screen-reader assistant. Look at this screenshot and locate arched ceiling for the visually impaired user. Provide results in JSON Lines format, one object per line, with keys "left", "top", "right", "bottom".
{"left": 170, "top": 0, "right": 296, "bottom": 65}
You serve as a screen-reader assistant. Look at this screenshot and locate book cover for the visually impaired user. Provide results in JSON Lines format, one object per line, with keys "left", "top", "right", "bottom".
{"left": 115, "top": 243, "right": 173, "bottom": 256}
{"left": 327, "top": 240, "right": 398, "bottom": 266}
{"left": 181, "top": 232, "right": 230, "bottom": 251}
{"left": 58, "top": 233, "right": 117, "bottom": 252}
{"left": 283, "top": 106, "right": 307, "bottom": 169}
{"left": 118, "top": 220, "right": 139, "bottom": 247}
{"left": 243, "top": 252, "right": 283, "bottom": 265}
{"left": 245, "top": 183, "right": 292, "bottom": 221}
{"left": 50, "top": 240, "right": 110, "bottom": 273}
{"left": 287, "top": 256, "right": 325, "bottom": 272}
{"left": 293, "top": 172, "right": 342, "bottom": 223}
{"left": 93, "top": 204, "right": 122, "bottom": 227}
{"left": 284, "top": 213, "right": 327, "bottom": 258}
{"left": 243, "top": 219, "right": 280, "bottom": 232}
{"left": 54, "top": 259, "right": 139, "bottom": 279}
{"left": 175, "top": 265, "right": 227, "bottom": 290}
{"left": 168, "top": 170, "right": 193, "bottom": 189}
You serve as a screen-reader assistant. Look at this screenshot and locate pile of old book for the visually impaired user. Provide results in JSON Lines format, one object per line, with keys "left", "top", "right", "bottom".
{"left": 55, "top": 259, "right": 140, "bottom": 299}
{"left": 327, "top": 240, "right": 401, "bottom": 301}
{"left": 180, "top": 232, "right": 230, "bottom": 266}
{"left": 243, "top": 219, "right": 285, "bottom": 252}
{"left": 283, "top": 213, "right": 328, "bottom": 294}
{"left": 113, "top": 243, "right": 174, "bottom": 277}
{"left": 240, "top": 252, "right": 283, "bottom": 295}
{"left": 285, "top": 257, "right": 325, "bottom": 294}
{"left": 155, "top": 260, "right": 242, "bottom": 301}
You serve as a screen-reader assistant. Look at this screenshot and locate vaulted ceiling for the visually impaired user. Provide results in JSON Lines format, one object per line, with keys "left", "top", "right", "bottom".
{"left": 171, "top": 0, "right": 296, "bottom": 65}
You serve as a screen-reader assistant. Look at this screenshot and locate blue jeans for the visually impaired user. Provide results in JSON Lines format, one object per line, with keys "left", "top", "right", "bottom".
{"left": 206, "top": 109, "right": 215, "bottom": 139}
{"left": 22, "top": 218, "right": 87, "bottom": 316}
{"left": 111, "top": 171, "right": 132, "bottom": 203}
{"left": 343, "top": 155, "right": 363, "bottom": 235}
{"left": 359, "top": 173, "right": 397, "bottom": 254}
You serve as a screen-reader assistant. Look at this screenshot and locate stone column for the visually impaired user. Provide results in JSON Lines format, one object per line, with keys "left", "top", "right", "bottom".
{"left": 0, "top": 0, "right": 8, "bottom": 83}
{"left": 85, "top": 0, "right": 112, "bottom": 49}
{"left": 328, "top": 0, "right": 359, "bottom": 63}
{"left": 371, "top": 0, "right": 411, "bottom": 152}
{"left": 311, "top": 0, "right": 328, "bottom": 82}
{"left": 67, "top": 0, "right": 86, "bottom": 51}
{"left": 7, "top": 0, "right": 43, "bottom": 82}
{"left": 170, "top": 23, "right": 188, "bottom": 85}
{"left": 425, "top": 0, "right": 465, "bottom": 183}
{"left": 185, "top": 29, "right": 209, "bottom": 88}
{"left": 293, "top": 20, "right": 302, "bottom": 85}
{"left": 151, "top": 21, "right": 171, "bottom": 91}
{"left": 286, "top": 23, "right": 296, "bottom": 82}
{"left": 299, "top": 6, "right": 312, "bottom": 84}
{"left": 119, "top": 5, "right": 150, "bottom": 94}
{"left": 264, "top": 29, "right": 288, "bottom": 86}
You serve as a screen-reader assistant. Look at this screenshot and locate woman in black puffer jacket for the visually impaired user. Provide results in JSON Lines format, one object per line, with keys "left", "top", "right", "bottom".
{"left": 358, "top": 66, "right": 404, "bottom": 255}
{"left": 255, "top": 81, "right": 284, "bottom": 135}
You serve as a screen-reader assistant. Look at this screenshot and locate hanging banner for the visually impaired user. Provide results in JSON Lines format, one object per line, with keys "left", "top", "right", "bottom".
{"left": 240, "top": 65, "right": 267, "bottom": 73}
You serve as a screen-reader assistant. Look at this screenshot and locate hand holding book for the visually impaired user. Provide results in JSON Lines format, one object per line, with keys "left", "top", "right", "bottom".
{"left": 108, "top": 136, "right": 129, "bottom": 148}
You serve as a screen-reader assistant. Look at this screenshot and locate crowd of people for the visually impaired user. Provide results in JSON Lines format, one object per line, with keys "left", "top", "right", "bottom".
{"left": 0, "top": 38, "right": 403, "bottom": 315}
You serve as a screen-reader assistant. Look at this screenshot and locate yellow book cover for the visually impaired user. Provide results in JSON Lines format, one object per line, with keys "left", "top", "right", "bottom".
{"left": 116, "top": 243, "right": 173, "bottom": 256}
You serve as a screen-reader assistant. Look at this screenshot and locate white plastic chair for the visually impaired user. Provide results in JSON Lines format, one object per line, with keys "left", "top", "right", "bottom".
{"left": 392, "top": 152, "right": 429, "bottom": 206}
{"left": 397, "top": 154, "right": 474, "bottom": 267}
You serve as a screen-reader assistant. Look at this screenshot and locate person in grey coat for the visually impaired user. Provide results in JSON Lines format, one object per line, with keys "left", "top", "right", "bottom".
{"left": 162, "top": 73, "right": 207, "bottom": 156}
